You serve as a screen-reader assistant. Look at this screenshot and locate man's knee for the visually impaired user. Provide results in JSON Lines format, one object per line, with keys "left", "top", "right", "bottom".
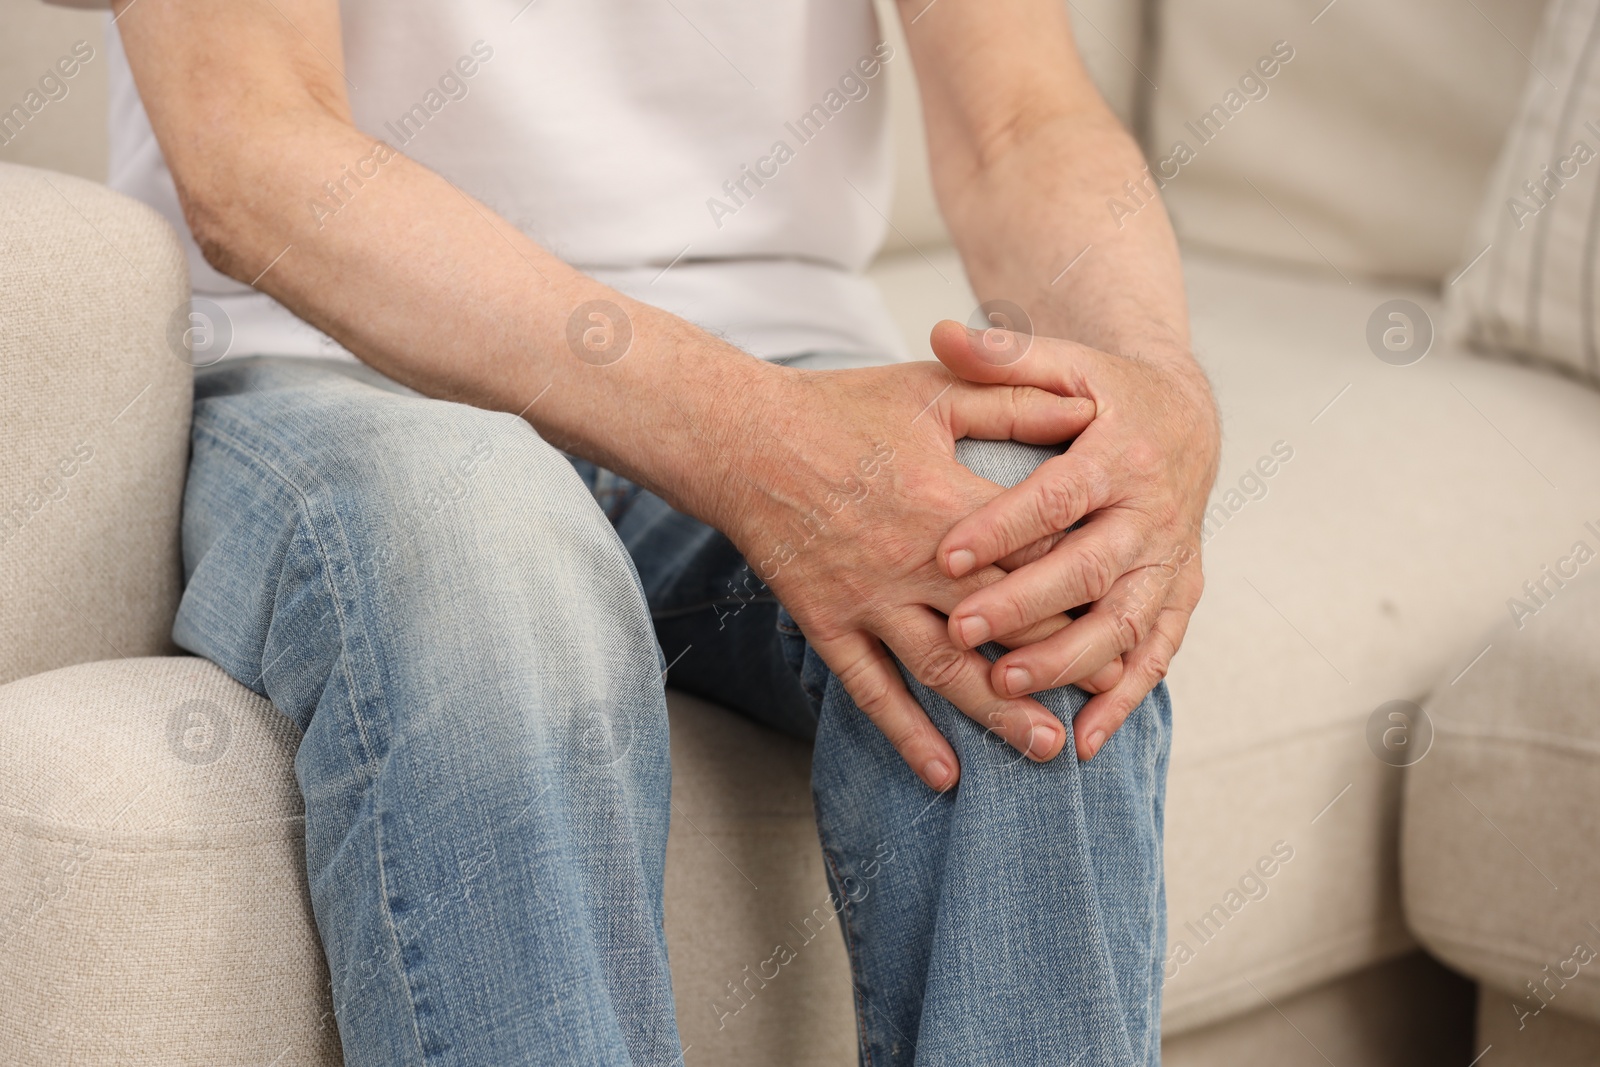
{"left": 303, "top": 402, "right": 664, "bottom": 745}
{"left": 952, "top": 438, "right": 1064, "bottom": 490}
{"left": 313, "top": 400, "right": 622, "bottom": 586}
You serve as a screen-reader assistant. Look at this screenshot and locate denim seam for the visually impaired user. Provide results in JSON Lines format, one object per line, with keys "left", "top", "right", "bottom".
{"left": 1138, "top": 696, "right": 1169, "bottom": 1065}
{"left": 194, "top": 416, "right": 433, "bottom": 1065}
{"left": 1143, "top": 704, "right": 1163, "bottom": 1063}
{"left": 821, "top": 845, "right": 879, "bottom": 1067}
{"left": 647, "top": 593, "right": 780, "bottom": 624}
{"left": 195, "top": 420, "right": 384, "bottom": 772}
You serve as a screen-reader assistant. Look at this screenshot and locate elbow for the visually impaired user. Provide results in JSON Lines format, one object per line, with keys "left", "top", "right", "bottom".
{"left": 173, "top": 172, "right": 251, "bottom": 283}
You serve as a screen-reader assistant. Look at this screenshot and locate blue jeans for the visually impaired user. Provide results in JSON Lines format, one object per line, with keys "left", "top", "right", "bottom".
{"left": 175, "top": 356, "right": 1170, "bottom": 1066}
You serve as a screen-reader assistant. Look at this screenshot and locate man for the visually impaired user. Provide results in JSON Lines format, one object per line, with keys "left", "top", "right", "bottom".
{"left": 110, "top": 0, "right": 1218, "bottom": 1062}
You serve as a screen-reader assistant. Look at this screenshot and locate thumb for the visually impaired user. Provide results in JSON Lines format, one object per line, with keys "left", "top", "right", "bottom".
{"left": 931, "top": 319, "right": 1092, "bottom": 398}
{"left": 930, "top": 319, "right": 1028, "bottom": 384}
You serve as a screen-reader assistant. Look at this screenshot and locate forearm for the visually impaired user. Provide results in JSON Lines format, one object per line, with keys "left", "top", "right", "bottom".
{"left": 119, "top": 8, "right": 773, "bottom": 528}
{"left": 895, "top": 0, "right": 1193, "bottom": 371}
{"left": 938, "top": 111, "right": 1194, "bottom": 369}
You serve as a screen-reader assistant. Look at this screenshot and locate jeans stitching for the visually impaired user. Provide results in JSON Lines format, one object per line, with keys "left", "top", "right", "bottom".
{"left": 1134, "top": 689, "right": 1169, "bottom": 1065}
{"left": 648, "top": 594, "right": 780, "bottom": 623}
{"left": 193, "top": 413, "right": 434, "bottom": 1065}
{"left": 821, "top": 845, "right": 879, "bottom": 1067}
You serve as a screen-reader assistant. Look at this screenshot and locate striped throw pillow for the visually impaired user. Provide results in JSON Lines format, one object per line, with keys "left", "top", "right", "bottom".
{"left": 1449, "top": 0, "right": 1600, "bottom": 383}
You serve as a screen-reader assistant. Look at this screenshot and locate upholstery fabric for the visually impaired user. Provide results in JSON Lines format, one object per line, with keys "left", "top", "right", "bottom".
{"left": 1403, "top": 572, "right": 1600, "bottom": 1027}
{"left": 1162, "top": 953, "right": 1472, "bottom": 1067}
{"left": 1478, "top": 988, "right": 1600, "bottom": 1065}
{"left": 0, "top": 162, "right": 191, "bottom": 687}
{"left": 0, "top": 4, "right": 106, "bottom": 180}
{"left": 663, "top": 691, "right": 853, "bottom": 1065}
{"left": 870, "top": 243, "right": 1600, "bottom": 1033}
{"left": 1448, "top": 0, "right": 1600, "bottom": 384}
{"left": 0, "top": 652, "right": 848, "bottom": 1067}
{"left": 0, "top": 657, "right": 342, "bottom": 1066}
{"left": 1146, "top": 0, "right": 1548, "bottom": 285}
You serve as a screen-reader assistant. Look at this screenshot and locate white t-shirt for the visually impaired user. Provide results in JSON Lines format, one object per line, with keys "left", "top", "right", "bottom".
{"left": 106, "top": 0, "right": 909, "bottom": 364}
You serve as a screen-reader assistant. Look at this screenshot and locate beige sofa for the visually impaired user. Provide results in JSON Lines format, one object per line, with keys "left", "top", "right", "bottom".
{"left": 5, "top": 0, "right": 1598, "bottom": 1064}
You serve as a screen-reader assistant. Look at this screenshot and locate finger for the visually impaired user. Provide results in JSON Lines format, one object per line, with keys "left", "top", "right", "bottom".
{"left": 1079, "top": 657, "right": 1124, "bottom": 694}
{"left": 1075, "top": 606, "right": 1191, "bottom": 760}
{"left": 947, "top": 517, "right": 1139, "bottom": 648}
{"left": 985, "top": 564, "right": 1166, "bottom": 696}
{"left": 811, "top": 630, "right": 961, "bottom": 790}
{"left": 994, "top": 530, "right": 1066, "bottom": 572}
{"left": 937, "top": 447, "right": 1115, "bottom": 579}
{"left": 942, "top": 379, "right": 1095, "bottom": 445}
{"left": 990, "top": 625, "right": 1125, "bottom": 694}
{"left": 915, "top": 557, "right": 1072, "bottom": 650}
{"left": 929, "top": 319, "right": 1096, "bottom": 395}
{"left": 876, "top": 606, "right": 1068, "bottom": 763}
{"left": 985, "top": 555, "right": 1171, "bottom": 696}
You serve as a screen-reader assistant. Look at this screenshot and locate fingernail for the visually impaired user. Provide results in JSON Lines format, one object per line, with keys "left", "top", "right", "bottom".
{"left": 1081, "top": 729, "right": 1107, "bottom": 761}
{"left": 924, "top": 759, "right": 953, "bottom": 789}
{"left": 1003, "top": 666, "right": 1031, "bottom": 695}
{"left": 955, "top": 615, "right": 991, "bottom": 648}
{"left": 1028, "top": 723, "right": 1061, "bottom": 761}
{"left": 947, "top": 549, "right": 977, "bottom": 577}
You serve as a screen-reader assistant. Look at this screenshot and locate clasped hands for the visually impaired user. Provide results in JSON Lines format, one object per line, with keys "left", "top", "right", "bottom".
{"left": 726, "top": 318, "right": 1219, "bottom": 791}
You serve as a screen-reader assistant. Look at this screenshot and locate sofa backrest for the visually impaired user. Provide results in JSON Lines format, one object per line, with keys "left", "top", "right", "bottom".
{"left": 1145, "top": 0, "right": 1550, "bottom": 287}
{"left": 0, "top": 4, "right": 107, "bottom": 181}
{"left": 9, "top": 0, "right": 1545, "bottom": 290}
{"left": 0, "top": 163, "right": 192, "bottom": 687}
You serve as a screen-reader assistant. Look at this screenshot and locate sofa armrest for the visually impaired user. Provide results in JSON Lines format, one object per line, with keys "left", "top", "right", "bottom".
{"left": 0, "top": 656, "right": 340, "bottom": 1065}
{"left": 0, "top": 163, "right": 192, "bottom": 686}
{"left": 1402, "top": 571, "right": 1600, "bottom": 1026}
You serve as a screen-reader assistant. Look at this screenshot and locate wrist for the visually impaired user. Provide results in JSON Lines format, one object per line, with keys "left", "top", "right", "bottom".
{"left": 664, "top": 353, "right": 796, "bottom": 537}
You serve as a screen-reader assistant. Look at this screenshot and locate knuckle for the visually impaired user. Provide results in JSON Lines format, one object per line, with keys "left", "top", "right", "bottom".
{"left": 882, "top": 721, "right": 924, "bottom": 755}
{"left": 919, "top": 643, "right": 966, "bottom": 689}
{"left": 1140, "top": 636, "right": 1176, "bottom": 682}
{"left": 1074, "top": 548, "right": 1117, "bottom": 603}
{"left": 1033, "top": 476, "right": 1083, "bottom": 531}
{"left": 1005, "top": 386, "right": 1025, "bottom": 426}
{"left": 837, "top": 659, "right": 892, "bottom": 718}
{"left": 999, "top": 590, "right": 1035, "bottom": 633}
{"left": 1113, "top": 607, "right": 1148, "bottom": 653}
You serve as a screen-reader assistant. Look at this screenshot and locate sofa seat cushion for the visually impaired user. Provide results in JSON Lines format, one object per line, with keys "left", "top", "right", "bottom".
{"left": 1477, "top": 987, "right": 1600, "bottom": 1066}
{"left": 869, "top": 245, "right": 1600, "bottom": 1033}
{"left": 0, "top": 656, "right": 340, "bottom": 1066}
{"left": 1403, "top": 573, "right": 1600, "bottom": 1029}
{"left": 661, "top": 691, "right": 852, "bottom": 1067}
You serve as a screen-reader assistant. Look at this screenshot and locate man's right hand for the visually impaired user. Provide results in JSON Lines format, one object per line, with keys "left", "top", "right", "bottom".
{"left": 705, "top": 360, "right": 1105, "bottom": 791}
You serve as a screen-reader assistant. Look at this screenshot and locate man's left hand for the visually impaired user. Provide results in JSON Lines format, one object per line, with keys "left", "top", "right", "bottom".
{"left": 930, "top": 320, "right": 1220, "bottom": 761}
